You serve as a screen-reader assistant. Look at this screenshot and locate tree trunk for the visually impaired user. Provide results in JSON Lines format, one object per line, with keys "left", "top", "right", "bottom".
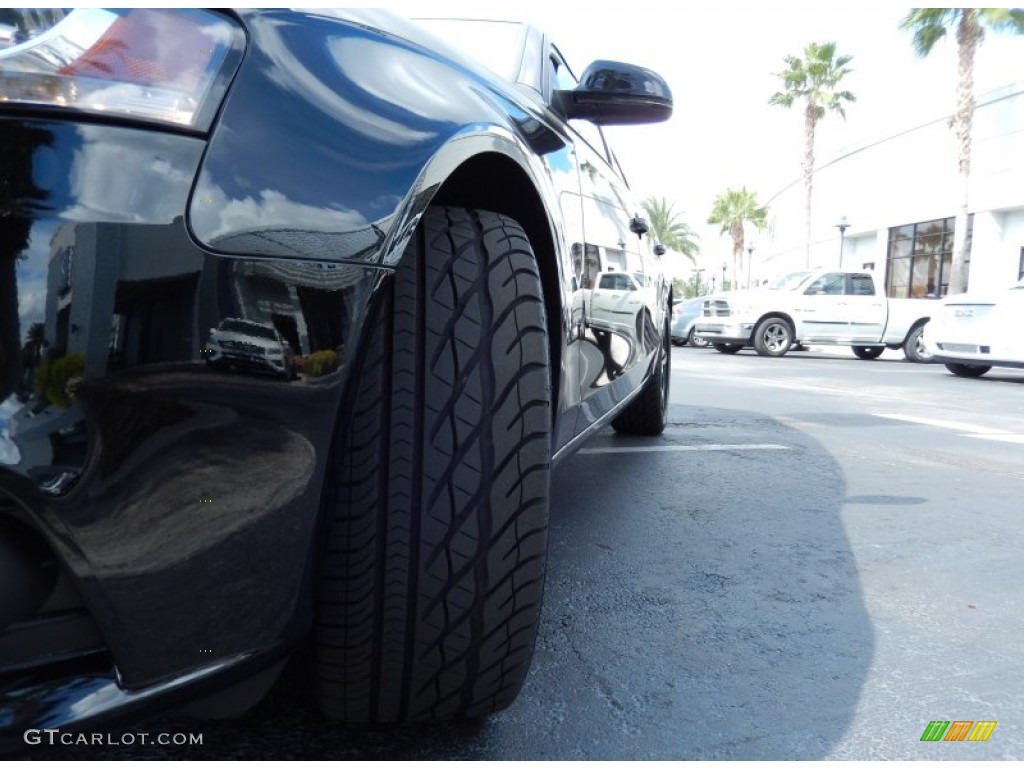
{"left": 949, "top": 11, "right": 980, "bottom": 295}
{"left": 730, "top": 221, "right": 744, "bottom": 291}
{"left": 803, "top": 103, "right": 817, "bottom": 268}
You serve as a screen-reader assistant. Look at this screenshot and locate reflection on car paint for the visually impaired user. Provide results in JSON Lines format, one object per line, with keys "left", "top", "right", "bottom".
{"left": 0, "top": 119, "right": 381, "bottom": 687}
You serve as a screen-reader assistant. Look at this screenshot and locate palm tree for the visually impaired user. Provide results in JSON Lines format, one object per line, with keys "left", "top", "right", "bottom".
{"left": 641, "top": 196, "right": 700, "bottom": 264}
{"left": 901, "top": 8, "right": 1024, "bottom": 295}
{"left": 769, "top": 42, "right": 855, "bottom": 266}
{"left": 707, "top": 188, "right": 768, "bottom": 289}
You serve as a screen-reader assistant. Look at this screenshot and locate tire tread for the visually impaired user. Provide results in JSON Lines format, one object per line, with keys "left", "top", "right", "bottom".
{"left": 315, "top": 207, "right": 551, "bottom": 722}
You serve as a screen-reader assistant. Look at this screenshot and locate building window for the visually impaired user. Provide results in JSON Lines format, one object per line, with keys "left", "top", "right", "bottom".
{"left": 885, "top": 215, "right": 973, "bottom": 298}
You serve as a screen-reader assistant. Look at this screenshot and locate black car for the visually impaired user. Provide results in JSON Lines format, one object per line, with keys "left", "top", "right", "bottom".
{"left": 0, "top": 8, "right": 672, "bottom": 743}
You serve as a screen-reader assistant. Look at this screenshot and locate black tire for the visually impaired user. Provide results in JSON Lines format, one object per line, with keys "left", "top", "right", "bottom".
{"left": 945, "top": 362, "right": 991, "bottom": 378}
{"left": 688, "top": 326, "right": 711, "bottom": 348}
{"left": 752, "top": 317, "right": 793, "bottom": 357}
{"left": 612, "top": 319, "right": 670, "bottom": 435}
{"left": 903, "top": 324, "right": 932, "bottom": 363}
{"left": 712, "top": 343, "right": 743, "bottom": 354}
{"left": 852, "top": 346, "right": 885, "bottom": 360}
{"left": 315, "top": 207, "right": 551, "bottom": 722}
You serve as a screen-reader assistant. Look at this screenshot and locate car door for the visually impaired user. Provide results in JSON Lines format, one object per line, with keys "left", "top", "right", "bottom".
{"left": 794, "top": 272, "right": 852, "bottom": 341}
{"left": 590, "top": 271, "right": 643, "bottom": 333}
{"left": 844, "top": 272, "right": 888, "bottom": 342}
{"left": 546, "top": 44, "right": 655, "bottom": 434}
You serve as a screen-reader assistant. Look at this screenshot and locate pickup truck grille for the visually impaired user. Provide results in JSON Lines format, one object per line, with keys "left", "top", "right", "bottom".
{"left": 702, "top": 299, "right": 731, "bottom": 318}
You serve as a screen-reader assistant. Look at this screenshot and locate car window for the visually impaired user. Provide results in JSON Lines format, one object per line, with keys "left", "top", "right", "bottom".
{"left": 598, "top": 273, "right": 634, "bottom": 291}
{"left": 850, "top": 274, "right": 875, "bottom": 296}
{"left": 550, "top": 45, "right": 610, "bottom": 162}
{"left": 767, "top": 271, "right": 813, "bottom": 291}
{"left": 804, "top": 273, "right": 846, "bottom": 296}
{"left": 221, "top": 320, "right": 277, "bottom": 340}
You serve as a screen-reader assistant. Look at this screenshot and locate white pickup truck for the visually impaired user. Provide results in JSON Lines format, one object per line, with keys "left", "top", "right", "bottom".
{"left": 694, "top": 270, "right": 934, "bottom": 362}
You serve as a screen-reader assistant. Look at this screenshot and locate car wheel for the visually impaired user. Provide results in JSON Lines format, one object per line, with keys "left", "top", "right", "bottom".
{"left": 945, "top": 362, "right": 991, "bottom": 378}
{"left": 903, "top": 324, "right": 932, "bottom": 363}
{"left": 752, "top": 317, "right": 793, "bottom": 357}
{"left": 712, "top": 343, "right": 743, "bottom": 354}
{"left": 315, "top": 207, "right": 551, "bottom": 722}
{"left": 688, "top": 327, "right": 710, "bottom": 348}
{"left": 851, "top": 345, "right": 884, "bottom": 360}
{"left": 612, "top": 318, "right": 670, "bottom": 435}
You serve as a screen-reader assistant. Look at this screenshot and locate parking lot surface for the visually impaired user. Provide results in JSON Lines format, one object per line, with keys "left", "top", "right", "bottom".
{"left": 20, "top": 347, "right": 1024, "bottom": 759}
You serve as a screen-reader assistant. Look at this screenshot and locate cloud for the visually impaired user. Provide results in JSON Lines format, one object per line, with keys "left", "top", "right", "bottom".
{"left": 190, "top": 183, "right": 369, "bottom": 242}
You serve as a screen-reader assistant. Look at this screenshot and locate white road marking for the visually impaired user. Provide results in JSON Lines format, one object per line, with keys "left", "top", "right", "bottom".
{"left": 965, "top": 434, "right": 1024, "bottom": 444}
{"left": 578, "top": 443, "right": 790, "bottom": 455}
{"left": 873, "top": 413, "right": 1012, "bottom": 435}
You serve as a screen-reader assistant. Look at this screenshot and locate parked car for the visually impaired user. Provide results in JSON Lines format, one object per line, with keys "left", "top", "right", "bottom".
{"left": 926, "top": 278, "right": 1024, "bottom": 377}
{"left": 0, "top": 8, "right": 673, "bottom": 743}
{"left": 205, "top": 318, "right": 296, "bottom": 379}
{"left": 694, "top": 270, "right": 934, "bottom": 361}
{"left": 670, "top": 297, "right": 711, "bottom": 347}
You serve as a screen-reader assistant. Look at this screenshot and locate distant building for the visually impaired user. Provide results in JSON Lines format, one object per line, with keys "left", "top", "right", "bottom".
{"left": 759, "top": 81, "right": 1024, "bottom": 296}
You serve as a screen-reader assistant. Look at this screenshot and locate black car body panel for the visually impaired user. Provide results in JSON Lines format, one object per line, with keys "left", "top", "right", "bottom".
{"left": 0, "top": 8, "right": 671, "bottom": 744}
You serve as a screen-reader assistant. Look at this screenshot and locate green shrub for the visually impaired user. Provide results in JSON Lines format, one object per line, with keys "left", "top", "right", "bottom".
{"left": 306, "top": 349, "right": 339, "bottom": 377}
{"left": 34, "top": 354, "right": 85, "bottom": 408}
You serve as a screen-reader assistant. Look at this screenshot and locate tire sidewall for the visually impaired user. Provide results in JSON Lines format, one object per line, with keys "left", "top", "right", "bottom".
{"left": 754, "top": 317, "right": 793, "bottom": 357}
{"left": 904, "top": 324, "right": 932, "bottom": 363}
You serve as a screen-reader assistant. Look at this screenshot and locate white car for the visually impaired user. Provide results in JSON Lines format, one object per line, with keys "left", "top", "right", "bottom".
{"left": 204, "top": 318, "right": 296, "bottom": 379}
{"left": 926, "top": 278, "right": 1024, "bottom": 377}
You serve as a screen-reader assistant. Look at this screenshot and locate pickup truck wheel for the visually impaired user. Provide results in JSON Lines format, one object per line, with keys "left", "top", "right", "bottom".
{"left": 612, "top": 318, "right": 670, "bottom": 435}
{"left": 315, "top": 207, "right": 551, "bottom": 722}
{"left": 688, "top": 327, "right": 711, "bottom": 348}
{"left": 712, "top": 343, "right": 743, "bottom": 354}
{"left": 903, "top": 324, "right": 932, "bottom": 363}
{"left": 752, "top": 317, "right": 793, "bottom": 357}
{"left": 851, "top": 346, "right": 884, "bottom": 360}
{"left": 945, "top": 362, "right": 991, "bottom": 378}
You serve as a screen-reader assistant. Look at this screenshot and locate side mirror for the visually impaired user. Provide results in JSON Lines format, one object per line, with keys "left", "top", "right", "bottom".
{"left": 556, "top": 60, "right": 672, "bottom": 126}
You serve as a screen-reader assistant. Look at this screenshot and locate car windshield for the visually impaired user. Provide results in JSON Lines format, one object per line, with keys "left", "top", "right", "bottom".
{"left": 220, "top": 320, "right": 277, "bottom": 340}
{"left": 765, "top": 271, "right": 815, "bottom": 291}
{"left": 413, "top": 18, "right": 525, "bottom": 83}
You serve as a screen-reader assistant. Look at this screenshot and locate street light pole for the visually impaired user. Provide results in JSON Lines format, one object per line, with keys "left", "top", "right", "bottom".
{"left": 745, "top": 242, "right": 754, "bottom": 289}
{"left": 835, "top": 215, "right": 849, "bottom": 268}
{"left": 721, "top": 260, "right": 728, "bottom": 292}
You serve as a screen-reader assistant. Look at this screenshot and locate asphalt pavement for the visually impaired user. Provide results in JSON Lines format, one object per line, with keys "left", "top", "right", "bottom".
{"left": 17, "top": 345, "right": 1024, "bottom": 759}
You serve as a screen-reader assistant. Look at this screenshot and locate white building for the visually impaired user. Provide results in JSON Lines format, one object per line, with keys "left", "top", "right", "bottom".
{"left": 757, "top": 81, "right": 1024, "bottom": 297}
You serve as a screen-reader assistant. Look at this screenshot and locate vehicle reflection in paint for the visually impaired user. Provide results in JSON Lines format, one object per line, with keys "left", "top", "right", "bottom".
{"left": 0, "top": 119, "right": 383, "bottom": 686}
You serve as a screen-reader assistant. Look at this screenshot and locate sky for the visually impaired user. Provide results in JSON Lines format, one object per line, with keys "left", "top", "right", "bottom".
{"left": 389, "top": 2, "right": 1024, "bottom": 274}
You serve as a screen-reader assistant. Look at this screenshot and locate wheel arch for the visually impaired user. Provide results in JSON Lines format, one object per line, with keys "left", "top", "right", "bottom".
{"left": 754, "top": 311, "right": 796, "bottom": 338}
{"left": 902, "top": 315, "right": 931, "bottom": 345}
